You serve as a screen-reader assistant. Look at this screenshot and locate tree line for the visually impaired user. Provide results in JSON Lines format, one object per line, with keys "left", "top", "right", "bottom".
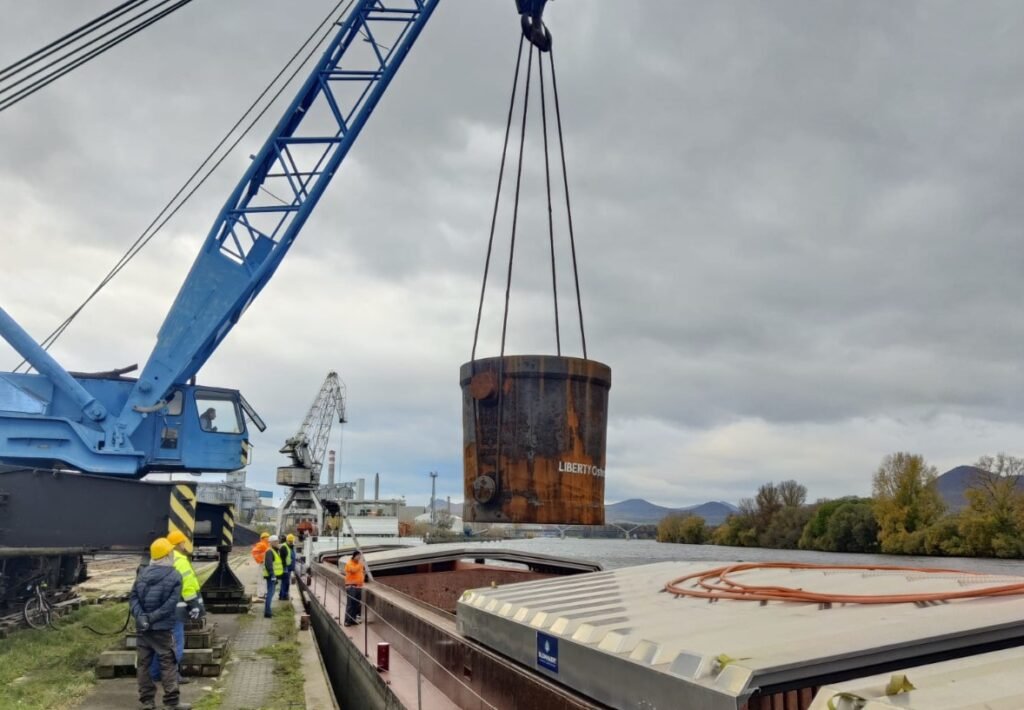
{"left": 657, "top": 452, "right": 1024, "bottom": 558}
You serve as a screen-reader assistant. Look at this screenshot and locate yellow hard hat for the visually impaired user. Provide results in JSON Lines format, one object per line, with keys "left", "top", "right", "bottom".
{"left": 150, "top": 537, "right": 174, "bottom": 560}
{"left": 260, "top": 531, "right": 270, "bottom": 539}
{"left": 167, "top": 530, "right": 188, "bottom": 546}
{"left": 286, "top": 534, "right": 295, "bottom": 542}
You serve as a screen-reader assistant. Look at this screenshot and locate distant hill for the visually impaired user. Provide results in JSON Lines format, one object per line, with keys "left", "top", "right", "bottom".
{"left": 427, "top": 499, "right": 463, "bottom": 517}
{"left": 605, "top": 498, "right": 737, "bottom": 526}
{"left": 935, "top": 465, "right": 1024, "bottom": 512}
{"left": 436, "top": 497, "right": 736, "bottom": 525}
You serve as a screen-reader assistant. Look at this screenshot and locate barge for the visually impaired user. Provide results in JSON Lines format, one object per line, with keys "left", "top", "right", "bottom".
{"left": 296, "top": 544, "right": 1024, "bottom": 709}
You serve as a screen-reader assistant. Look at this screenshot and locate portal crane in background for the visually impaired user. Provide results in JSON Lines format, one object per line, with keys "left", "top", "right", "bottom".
{"left": 0, "top": 0, "right": 555, "bottom": 603}
{"left": 277, "top": 372, "right": 346, "bottom": 537}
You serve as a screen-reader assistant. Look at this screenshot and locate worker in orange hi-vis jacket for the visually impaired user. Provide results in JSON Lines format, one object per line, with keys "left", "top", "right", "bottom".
{"left": 251, "top": 532, "right": 271, "bottom": 599}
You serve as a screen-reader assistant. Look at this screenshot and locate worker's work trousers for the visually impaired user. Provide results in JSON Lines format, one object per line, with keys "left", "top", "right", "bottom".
{"left": 345, "top": 586, "right": 362, "bottom": 625}
{"left": 149, "top": 619, "right": 184, "bottom": 680}
{"left": 137, "top": 629, "right": 180, "bottom": 707}
{"left": 256, "top": 573, "right": 266, "bottom": 599}
{"left": 279, "top": 569, "right": 292, "bottom": 600}
{"left": 264, "top": 576, "right": 278, "bottom": 617}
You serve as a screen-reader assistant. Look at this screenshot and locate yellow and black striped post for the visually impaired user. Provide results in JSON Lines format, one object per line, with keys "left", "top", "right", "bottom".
{"left": 221, "top": 505, "right": 235, "bottom": 549}
{"left": 168, "top": 483, "right": 197, "bottom": 554}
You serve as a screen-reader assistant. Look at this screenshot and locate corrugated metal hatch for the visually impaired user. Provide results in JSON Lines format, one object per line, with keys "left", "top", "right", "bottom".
{"left": 809, "top": 646, "right": 1024, "bottom": 709}
{"left": 457, "top": 561, "right": 1024, "bottom": 710}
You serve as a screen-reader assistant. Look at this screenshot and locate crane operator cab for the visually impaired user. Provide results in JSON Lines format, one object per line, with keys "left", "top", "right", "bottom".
{"left": 150, "top": 385, "right": 265, "bottom": 473}
{"left": 0, "top": 366, "right": 265, "bottom": 477}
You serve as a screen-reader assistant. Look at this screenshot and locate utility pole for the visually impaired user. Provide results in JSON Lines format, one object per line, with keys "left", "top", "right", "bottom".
{"left": 429, "top": 471, "right": 438, "bottom": 525}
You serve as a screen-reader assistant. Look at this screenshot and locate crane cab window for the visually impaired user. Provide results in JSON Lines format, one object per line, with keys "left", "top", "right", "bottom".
{"left": 195, "top": 394, "right": 242, "bottom": 434}
{"left": 166, "top": 391, "right": 184, "bottom": 416}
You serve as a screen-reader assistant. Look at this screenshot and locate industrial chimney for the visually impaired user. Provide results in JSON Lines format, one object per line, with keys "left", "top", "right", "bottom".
{"left": 327, "top": 450, "right": 336, "bottom": 486}
{"left": 374, "top": 472, "right": 380, "bottom": 500}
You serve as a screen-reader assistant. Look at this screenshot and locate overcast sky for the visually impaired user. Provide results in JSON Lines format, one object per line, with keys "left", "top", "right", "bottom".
{"left": 3, "top": 0, "right": 1024, "bottom": 509}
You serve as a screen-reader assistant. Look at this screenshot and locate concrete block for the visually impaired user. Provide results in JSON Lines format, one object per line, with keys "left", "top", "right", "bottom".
{"left": 98, "top": 650, "right": 136, "bottom": 667}
{"left": 201, "top": 663, "right": 223, "bottom": 677}
{"left": 181, "top": 648, "right": 213, "bottom": 665}
{"left": 97, "top": 649, "right": 137, "bottom": 678}
{"left": 185, "top": 630, "right": 213, "bottom": 649}
{"left": 212, "top": 641, "right": 228, "bottom": 660}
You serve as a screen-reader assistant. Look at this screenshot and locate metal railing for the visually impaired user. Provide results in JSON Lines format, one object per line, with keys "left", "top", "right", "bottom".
{"left": 308, "top": 564, "right": 498, "bottom": 710}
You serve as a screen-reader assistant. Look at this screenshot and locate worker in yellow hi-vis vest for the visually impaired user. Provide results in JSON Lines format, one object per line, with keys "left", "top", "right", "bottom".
{"left": 263, "top": 536, "right": 284, "bottom": 618}
{"left": 151, "top": 530, "right": 203, "bottom": 685}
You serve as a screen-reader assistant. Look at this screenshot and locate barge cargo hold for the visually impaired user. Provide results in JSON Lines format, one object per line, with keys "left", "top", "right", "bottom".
{"left": 303, "top": 544, "right": 604, "bottom": 709}
{"left": 457, "top": 560, "right": 1024, "bottom": 710}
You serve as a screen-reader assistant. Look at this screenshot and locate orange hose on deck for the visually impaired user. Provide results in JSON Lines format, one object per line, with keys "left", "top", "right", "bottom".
{"left": 664, "top": 562, "right": 1024, "bottom": 604}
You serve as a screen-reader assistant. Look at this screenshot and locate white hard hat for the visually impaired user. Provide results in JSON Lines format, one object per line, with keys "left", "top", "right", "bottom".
{"left": 269, "top": 535, "right": 279, "bottom": 542}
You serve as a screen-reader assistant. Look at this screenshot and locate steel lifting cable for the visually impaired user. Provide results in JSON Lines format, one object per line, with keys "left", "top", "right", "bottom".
{"left": 470, "top": 33, "right": 526, "bottom": 363}
{"left": 537, "top": 46, "right": 561, "bottom": 356}
{"left": 470, "top": 40, "right": 587, "bottom": 363}
{"left": 665, "top": 562, "right": 1024, "bottom": 604}
{"left": 547, "top": 46, "right": 587, "bottom": 358}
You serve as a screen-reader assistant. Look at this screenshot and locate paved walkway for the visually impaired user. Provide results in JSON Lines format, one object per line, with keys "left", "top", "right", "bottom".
{"left": 75, "top": 558, "right": 330, "bottom": 710}
{"left": 307, "top": 569, "right": 460, "bottom": 710}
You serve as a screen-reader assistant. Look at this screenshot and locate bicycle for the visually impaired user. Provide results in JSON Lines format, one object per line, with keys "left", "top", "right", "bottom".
{"left": 23, "top": 577, "right": 59, "bottom": 630}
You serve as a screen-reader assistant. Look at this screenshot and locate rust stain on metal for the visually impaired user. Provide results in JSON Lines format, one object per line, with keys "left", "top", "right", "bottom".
{"left": 461, "top": 355, "right": 611, "bottom": 525}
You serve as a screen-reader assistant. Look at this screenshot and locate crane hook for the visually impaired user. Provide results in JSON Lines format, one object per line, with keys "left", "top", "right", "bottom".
{"left": 517, "top": 0, "right": 552, "bottom": 52}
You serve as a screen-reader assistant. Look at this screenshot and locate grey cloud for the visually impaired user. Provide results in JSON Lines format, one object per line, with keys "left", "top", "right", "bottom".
{"left": 5, "top": 1, "right": 1024, "bottom": 506}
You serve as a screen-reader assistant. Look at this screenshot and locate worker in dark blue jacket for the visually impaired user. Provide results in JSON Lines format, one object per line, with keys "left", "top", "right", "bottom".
{"left": 131, "top": 537, "right": 191, "bottom": 710}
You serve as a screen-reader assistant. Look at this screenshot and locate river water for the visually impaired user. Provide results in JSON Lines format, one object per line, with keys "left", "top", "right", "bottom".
{"left": 448, "top": 537, "right": 1024, "bottom": 576}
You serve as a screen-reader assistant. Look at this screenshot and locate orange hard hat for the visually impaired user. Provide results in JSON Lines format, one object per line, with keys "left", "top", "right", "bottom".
{"left": 167, "top": 530, "right": 188, "bottom": 546}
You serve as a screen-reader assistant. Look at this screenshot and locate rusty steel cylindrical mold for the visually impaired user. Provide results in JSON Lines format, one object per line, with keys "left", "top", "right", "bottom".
{"left": 461, "top": 355, "right": 611, "bottom": 525}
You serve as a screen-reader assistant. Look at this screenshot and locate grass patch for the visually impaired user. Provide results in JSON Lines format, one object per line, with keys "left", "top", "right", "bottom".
{"left": 257, "top": 601, "right": 304, "bottom": 709}
{"left": 192, "top": 683, "right": 226, "bottom": 710}
{"left": 0, "top": 602, "right": 129, "bottom": 710}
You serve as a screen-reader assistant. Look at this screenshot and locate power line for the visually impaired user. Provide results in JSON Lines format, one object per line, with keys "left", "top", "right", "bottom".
{"left": 14, "top": 0, "right": 356, "bottom": 371}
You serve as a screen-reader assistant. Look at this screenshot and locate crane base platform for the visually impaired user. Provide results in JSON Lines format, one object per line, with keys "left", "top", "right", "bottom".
{"left": 199, "top": 548, "right": 250, "bottom": 613}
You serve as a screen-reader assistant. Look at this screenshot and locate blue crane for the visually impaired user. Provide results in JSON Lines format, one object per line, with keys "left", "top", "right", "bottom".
{"left": 0, "top": 0, "right": 553, "bottom": 478}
